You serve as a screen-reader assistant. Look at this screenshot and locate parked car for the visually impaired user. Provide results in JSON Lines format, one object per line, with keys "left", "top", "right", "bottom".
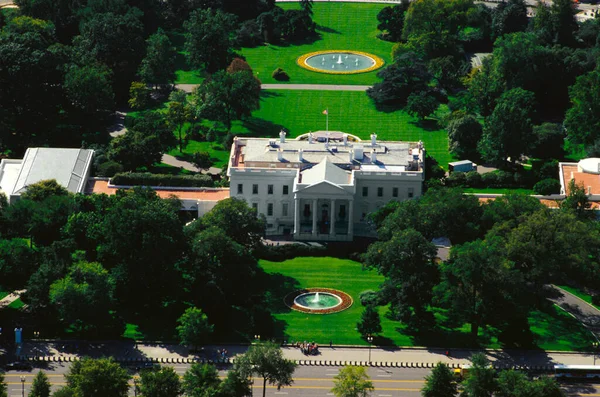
{"left": 4, "top": 361, "right": 33, "bottom": 371}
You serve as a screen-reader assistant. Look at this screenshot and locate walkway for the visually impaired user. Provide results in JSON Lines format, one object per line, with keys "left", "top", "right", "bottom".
{"left": 175, "top": 83, "right": 372, "bottom": 93}
{"left": 162, "top": 153, "right": 222, "bottom": 175}
{"left": 0, "top": 290, "right": 25, "bottom": 309}
{"left": 550, "top": 285, "right": 600, "bottom": 338}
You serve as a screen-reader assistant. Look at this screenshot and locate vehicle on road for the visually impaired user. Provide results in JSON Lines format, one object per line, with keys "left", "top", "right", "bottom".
{"left": 555, "top": 364, "right": 600, "bottom": 381}
{"left": 3, "top": 361, "right": 33, "bottom": 371}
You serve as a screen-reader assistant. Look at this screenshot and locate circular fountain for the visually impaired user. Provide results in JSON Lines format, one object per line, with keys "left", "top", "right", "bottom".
{"left": 297, "top": 50, "right": 384, "bottom": 75}
{"left": 285, "top": 288, "right": 353, "bottom": 314}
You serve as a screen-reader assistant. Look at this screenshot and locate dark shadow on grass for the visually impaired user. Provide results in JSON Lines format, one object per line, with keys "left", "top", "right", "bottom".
{"left": 242, "top": 117, "right": 284, "bottom": 138}
{"left": 316, "top": 25, "right": 341, "bottom": 34}
{"left": 409, "top": 119, "right": 440, "bottom": 131}
{"left": 262, "top": 272, "right": 302, "bottom": 314}
{"left": 260, "top": 90, "right": 283, "bottom": 99}
{"left": 373, "top": 102, "right": 403, "bottom": 114}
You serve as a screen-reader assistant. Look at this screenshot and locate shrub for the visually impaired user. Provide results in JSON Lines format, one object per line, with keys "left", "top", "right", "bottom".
{"left": 481, "top": 171, "right": 498, "bottom": 186}
{"left": 111, "top": 172, "right": 214, "bottom": 187}
{"left": 445, "top": 171, "right": 467, "bottom": 187}
{"left": 272, "top": 68, "right": 290, "bottom": 81}
{"left": 359, "top": 290, "right": 380, "bottom": 307}
{"left": 256, "top": 244, "right": 327, "bottom": 262}
{"left": 464, "top": 171, "right": 482, "bottom": 188}
{"left": 97, "top": 161, "right": 123, "bottom": 177}
{"left": 533, "top": 178, "right": 561, "bottom": 195}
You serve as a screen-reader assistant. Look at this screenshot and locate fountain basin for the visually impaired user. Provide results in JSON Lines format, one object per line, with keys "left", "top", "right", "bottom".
{"left": 285, "top": 288, "right": 353, "bottom": 314}
{"left": 297, "top": 50, "right": 384, "bottom": 75}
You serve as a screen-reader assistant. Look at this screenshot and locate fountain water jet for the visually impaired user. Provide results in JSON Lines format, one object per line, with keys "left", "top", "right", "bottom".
{"left": 312, "top": 292, "right": 320, "bottom": 303}
{"left": 336, "top": 55, "right": 343, "bottom": 64}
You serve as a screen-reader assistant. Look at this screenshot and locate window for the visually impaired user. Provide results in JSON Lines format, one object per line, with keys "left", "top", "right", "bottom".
{"left": 377, "top": 187, "right": 383, "bottom": 197}
{"left": 362, "top": 186, "right": 369, "bottom": 197}
{"left": 252, "top": 184, "right": 258, "bottom": 194}
{"left": 252, "top": 203, "right": 258, "bottom": 213}
{"left": 282, "top": 203, "right": 289, "bottom": 217}
{"left": 267, "top": 203, "right": 273, "bottom": 216}
{"left": 283, "top": 185, "right": 289, "bottom": 195}
{"left": 268, "top": 184, "right": 274, "bottom": 195}
{"left": 408, "top": 187, "right": 414, "bottom": 198}
{"left": 392, "top": 187, "right": 398, "bottom": 198}
{"left": 237, "top": 184, "right": 243, "bottom": 194}
{"left": 339, "top": 204, "right": 346, "bottom": 219}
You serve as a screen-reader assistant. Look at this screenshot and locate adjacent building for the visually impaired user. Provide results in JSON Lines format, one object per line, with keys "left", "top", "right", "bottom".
{"left": 227, "top": 131, "right": 426, "bottom": 241}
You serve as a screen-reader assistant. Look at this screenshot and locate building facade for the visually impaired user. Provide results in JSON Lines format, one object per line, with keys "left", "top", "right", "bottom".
{"left": 227, "top": 131, "right": 425, "bottom": 241}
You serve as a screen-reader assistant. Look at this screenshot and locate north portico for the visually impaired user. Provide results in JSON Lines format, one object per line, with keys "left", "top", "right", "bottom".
{"left": 227, "top": 130, "right": 425, "bottom": 241}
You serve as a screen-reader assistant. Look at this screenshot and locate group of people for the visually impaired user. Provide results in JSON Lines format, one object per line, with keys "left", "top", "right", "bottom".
{"left": 296, "top": 341, "right": 319, "bottom": 355}
{"left": 216, "top": 349, "right": 228, "bottom": 359}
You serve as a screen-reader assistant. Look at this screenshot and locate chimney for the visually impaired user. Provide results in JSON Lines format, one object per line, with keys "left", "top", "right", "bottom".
{"left": 570, "top": 171, "right": 574, "bottom": 180}
{"left": 279, "top": 130, "right": 286, "bottom": 143}
{"left": 298, "top": 149, "right": 303, "bottom": 162}
{"left": 277, "top": 148, "right": 283, "bottom": 161}
{"left": 371, "top": 150, "right": 377, "bottom": 164}
{"left": 589, "top": 186, "right": 592, "bottom": 195}
{"left": 349, "top": 150, "right": 354, "bottom": 162}
{"left": 308, "top": 133, "right": 313, "bottom": 144}
{"left": 371, "top": 133, "right": 377, "bottom": 146}
{"left": 343, "top": 134, "right": 348, "bottom": 145}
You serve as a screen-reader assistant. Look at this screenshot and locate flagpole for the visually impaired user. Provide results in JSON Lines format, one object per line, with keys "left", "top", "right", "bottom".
{"left": 326, "top": 108, "right": 329, "bottom": 132}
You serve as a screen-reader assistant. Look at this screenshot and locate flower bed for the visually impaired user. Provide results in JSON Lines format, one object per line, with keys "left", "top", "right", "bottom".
{"left": 284, "top": 288, "right": 353, "bottom": 314}
{"left": 296, "top": 50, "right": 384, "bottom": 75}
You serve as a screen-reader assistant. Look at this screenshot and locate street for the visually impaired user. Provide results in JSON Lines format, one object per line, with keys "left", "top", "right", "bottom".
{"left": 4, "top": 364, "right": 600, "bottom": 396}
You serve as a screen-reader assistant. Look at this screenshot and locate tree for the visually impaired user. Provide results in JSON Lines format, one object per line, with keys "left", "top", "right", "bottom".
{"left": 367, "top": 52, "right": 431, "bottom": 106}
{"left": 447, "top": 115, "right": 483, "bottom": 159}
{"left": 299, "top": 0, "right": 313, "bottom": 15}
{"left": 357, "top": 305, "right": 382, "bottom": 337}
{"left": 405, "top": 91, "right": 439, "bottom": 120}
{"left": 176, "top": 307, "right": 214, "bottom": 348}
{"left": 128, "top": 81, "right": 152, "bottom": 110}
{"left": 0, "top": 373, "right": 6, "bottom": 397}
{"left": 467, "top": 55, "right": 504, "bottom": 117}
{"left": 227, "top": 58, "right": 254, "bottom": 74}
{"left": 29, "top": 371, "right": 51, "bottom": 397}
{"left": 14, "top": 0, "right": 84, "bottom": 42}
{"left": 491, "top": 0, "right": 528, "bottom": 40}
{"left": 192, "top": 69, "right": 261, "bottom": 131}
{"left": 127, "top": 111, "right": 177, "bottom": 153}
{"left": 184, "top": 8, "right": 236, "bottom": 72}
{"left": 138, "top": 366, "right": 182, "bottom": 397}
{"left": 182, "top": 363, "right": 221, "bottom": 397}
{"left": 331, "top": 366, "right": 374, "bottom": 397}
{"left": 139, "top": 28, "right": 177, "bottom": 87}
{"left": 0, "top": 239, "right": 37, "bottom": 293}
{"left": 478, "top": 88, "right": 536, "bottom": 164}
{"left": 21, "top": 180, "right": 69, "bottom": 202}
{"left": 219, "top": 369, "right": 252, "bottom": 397}
{"left": 49, "top": 261, "right": 115, "bottom": 333}
{"left": 64, "top": 358, "right": 130, "bottom": 397}
{"left": 235, "top": 342, "right": 297, "bottom": 397}
{"left": 565, "top": 66, "right": 600, "bottom": 146}
{"left": 533, "top": 178, "right": 560, "bottom": 195}
{"left": 531, "top": 122, "right": 564, "bottom": 159}
{"left": 192, "top": 152, "right": 213, "bottom": 170}
{"left": 422, "top": 362, "right": 458, "bottom": 397}
{"left": 561, "top": 179, "right": 592, "bottom": 219}
{"left": 108, "top": 129, "right": 165, "bottom": 171}
{"left": 460, "top": 353, "right": 496, "bottom": 397}
{"left": 63, "top": 64, "right": 114, "bottom": 128}
{"left": 167, "top": 98, "right": 192, "bottom": 153}
{"left": 376, "top": 1, "right": 409, "bottom": 42}
{"left": 480, "top": 193, "right": 544, "bottom": 233}
{"left": 550, "top": 0, "right": 578, "bottom": 46}
{"left": 364, "top": 228, "right": 439, "bottom": 324}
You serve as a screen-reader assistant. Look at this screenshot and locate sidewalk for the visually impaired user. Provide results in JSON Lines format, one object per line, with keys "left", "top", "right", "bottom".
{"left": 15, "top": 341, "right": 600, "bottom": 369}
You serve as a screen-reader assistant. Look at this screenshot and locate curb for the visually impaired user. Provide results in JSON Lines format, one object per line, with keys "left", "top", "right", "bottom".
{"left": 16, "top": 355, "right": 557, "bottom": 371}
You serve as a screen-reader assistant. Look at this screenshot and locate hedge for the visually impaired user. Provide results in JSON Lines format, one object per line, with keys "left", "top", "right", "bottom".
{"left": 111, "top": 173, "right": 214, "bottom": 188}
{"left": 444, "top": 170, "right": 537, "bottom": 189}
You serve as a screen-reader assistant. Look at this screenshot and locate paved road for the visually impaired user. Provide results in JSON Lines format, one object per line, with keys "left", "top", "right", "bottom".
{"left": 175, "top": 84, "right": 372, "bottom": 93}
{"left": 550, "top": 285, "right": 600, "bottom": 336}
{"left": 5, "top": 364, "right": 600, "bottom": 396}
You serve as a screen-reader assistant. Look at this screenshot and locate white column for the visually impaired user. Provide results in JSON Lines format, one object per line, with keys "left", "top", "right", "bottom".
{"left": 294, "top": 198, "right": 300, "bottom": 236}
{"left": 312, "top": 199, "right": 318, "bottom": 236}
{"left": 348, "top": 200, "right": 354, "bottom": 237}
{"left": 330, "top": 199, "right": 336, "bottom": 235}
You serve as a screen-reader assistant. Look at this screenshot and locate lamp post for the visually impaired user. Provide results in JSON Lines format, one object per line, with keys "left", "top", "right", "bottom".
{"left": 254, "top": 334, "right": 260, "bottom": 344}
{"left": 20, "top": 376, "right": 25, "bottom": 397}
{"left": 33, "top": 331, "right": 39, "bottom": 339}
{"left": 133, "top": 377, "right": 140, "bottom": 397}
{"left": 367, "top": 334, "right": 373, "bottom": 363}
{"left": 594, "top": 342, "right": 599, "bottom": 365}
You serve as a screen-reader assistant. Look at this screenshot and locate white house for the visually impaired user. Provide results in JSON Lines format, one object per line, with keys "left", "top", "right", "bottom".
{"left": 0, "top": 148, "right": 94, "bottom": 204}
{"left": 227, "top": 131, "right": 425, "bottom": 241}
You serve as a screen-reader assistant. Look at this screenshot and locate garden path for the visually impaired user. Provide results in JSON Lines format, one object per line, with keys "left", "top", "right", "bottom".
{"left": 549, "top": 285, "right": 600, "bottom": 339}
{"left": 0, "top": 290, "right": 25, "bottom": 309}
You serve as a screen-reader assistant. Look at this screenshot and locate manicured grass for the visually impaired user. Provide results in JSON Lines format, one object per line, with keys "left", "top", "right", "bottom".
{"left": 463, "top": 188, "right": 536, "bottom": 195}
{"left": 175, "top": 3, "right": 395, "bottom": 84}
{"left": 558, "top": 285, "right": 600, "bottom": 311}
{"left": 7, "top": 298, "right": 25, "bottom": 310}
{"left": 241, "top": 90, "right": 454, "bottom": 168}
{"left": 260, "top": 257, "right": 595, "bottom": 350}
{"left": 240, "top": 3, "right": 395, "bottom": 85}
{"left": 167, "top": 140, "right": 230, "bottom": 169}
{"left": 0, "top": 291, "right": 9, "bottom": 301}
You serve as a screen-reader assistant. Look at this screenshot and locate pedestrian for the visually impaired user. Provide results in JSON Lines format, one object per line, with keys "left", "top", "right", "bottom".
{"left": 329, "top": 340, "right": 332, "bottom": 348}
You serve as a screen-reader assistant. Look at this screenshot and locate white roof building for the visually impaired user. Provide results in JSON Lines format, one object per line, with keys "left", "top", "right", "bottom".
{"left": 227, "top": 131, "right": 425, "bottom": 241}
{"left": 0, "top": 148, "right": 94, "bottom": 203}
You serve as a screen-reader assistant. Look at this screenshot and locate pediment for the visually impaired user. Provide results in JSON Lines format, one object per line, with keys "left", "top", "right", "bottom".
{"left": 296, "top": 180, "right": 350, "bottom": 195}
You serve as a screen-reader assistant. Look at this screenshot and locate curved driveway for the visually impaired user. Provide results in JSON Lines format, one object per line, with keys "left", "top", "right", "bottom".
{"left": 550, "top": 285, "right": 600, "bottom": 337}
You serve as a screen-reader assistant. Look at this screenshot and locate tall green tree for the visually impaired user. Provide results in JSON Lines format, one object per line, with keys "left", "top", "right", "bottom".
{"left": 561, "top": 179, "right": 592, "bottom": 220}
{"left": 550, "top": 0, "right": 578, "bottom": 46}
{"left": 139, "top": 28, "right": 177, "bottom": 87}
{"left": 107, "top": 129, "right": 165, "bottom": 171}
{"left": 184, "top": 8, "right": 236, "bottom": 72}
{"left": 167, "top": 90, "right": 192, "bottom": 152}
{"left": 192, "top": 69, "right": 261, "bottom": 132}
{"left": 219, "top": 369, "right": 253, "bottom": 397}
{"left": 21, "top": 180, "right": 69, "bottom": 202}
{"left": 447, "top": 114, "right": 483, "bottom": 160}
{"left": 478, "top": 87, "right": 536, "bottom": 164}
{"left": 176, "top": 307, "right": 214, "bottom": 348}
{"left": 63, "top": 358, "right": 130, "bottom": 397}
{"left": 364, "top": 228, "right": 439, "bottom": 324}
{"left": 0, "top": 373, "right": 7, "bottom": 397}
{"left": 357, "top": 305, "right": 382, "bottom": 337}
{"left": 331, "top": 366, "right": 374, "bottom": 397}
{"left": 422, "top": 362, "right": 458, "bottom": 397}
{"left": 460, "top": 354, "right": 496, "bottom": 397}
{"left": 182, "top": 363, "right": 221, "bottom": 397}
{"left": 376, "top": 1, "right": 409, "bottom": 42}
{"left": 0, "top": 238, "right": 38, "bottom": 290}
{"left": 29, "top": 371, "right": 51, "bottom": 397}
{"left": 491, "top": 0, "right": 528, "bottom": 40}
{"left": 565, "top": 66, "right": 600, "bottom": 146}
{"left": 405, "top": 91, "right": 439, "bottom": 120}
{"left": 138, "top": 366, "right": 182, "bottom": 397}
{"left": 235, "top": 342, "right": 297, "bottom": 397}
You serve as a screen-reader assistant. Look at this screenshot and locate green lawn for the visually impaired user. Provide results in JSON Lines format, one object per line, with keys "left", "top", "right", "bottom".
{"left": 260, "top": 257, "right": 594, "bottom": 350}
{"left": 167, "top": 140, "right": 230, "bottom": 169}
{"left": 7, "top": 298, "right": 25, "bottom": 310}
{"left": 175, "top": 2, "right": 395, "bottom": 84}
{"left": 463, "top": 188, "right": 535, "bottom": 195}
{"left": 0, "top": 291, "right": 9, "bottom": 301}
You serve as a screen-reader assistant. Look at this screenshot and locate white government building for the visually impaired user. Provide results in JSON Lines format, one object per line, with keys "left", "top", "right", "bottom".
{"left": 227, "top": 131, "right": 425, "bottom": 241}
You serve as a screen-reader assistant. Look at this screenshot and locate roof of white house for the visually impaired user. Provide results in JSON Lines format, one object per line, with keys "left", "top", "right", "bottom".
{"left": 0, "top": 148, "right": 94, "bottom": 197}
{"left": 301, "top": 158, "right": 351, "bottom": 185}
